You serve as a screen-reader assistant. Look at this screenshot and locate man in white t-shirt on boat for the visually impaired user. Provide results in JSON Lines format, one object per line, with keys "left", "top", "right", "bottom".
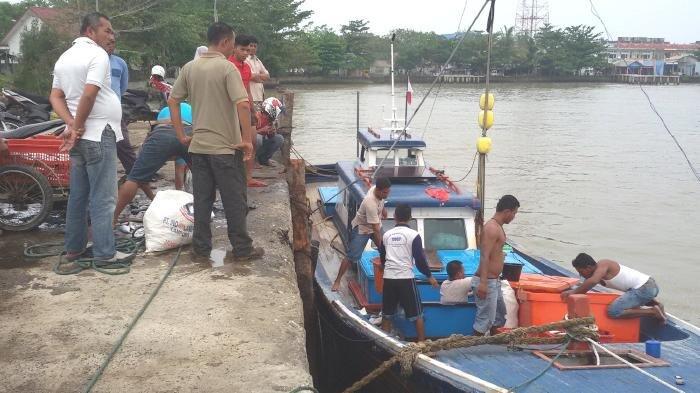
{"left": 561, "top": 253, "right": 666, "bottom": 322}
{"left": 440, "top": 260, "right": 472, "bottom": 305}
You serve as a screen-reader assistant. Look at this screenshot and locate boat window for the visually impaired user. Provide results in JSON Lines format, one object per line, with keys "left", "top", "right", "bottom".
{"left": 372, "top": 219, "right": 418, "bottom": 249}
{"left": 381, "top": 219, "right": 417, "bottom": 233}
{"left": 398, "top": 149, "right": 419, "bottom": 166}
{"left": 376, "top": 149, "right": 395, "bottom": 166}
{"left": 423, "top": 219, "right": 468, "bottom": 250}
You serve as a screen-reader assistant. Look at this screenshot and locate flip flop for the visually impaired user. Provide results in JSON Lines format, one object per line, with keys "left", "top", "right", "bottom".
{"left": 247, "top": 179, "right": 267, "bottom": 187}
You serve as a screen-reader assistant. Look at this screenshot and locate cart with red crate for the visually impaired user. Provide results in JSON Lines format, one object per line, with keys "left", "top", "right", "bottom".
{"left": 0, "top": 134, "right": 69, "bottom": 231}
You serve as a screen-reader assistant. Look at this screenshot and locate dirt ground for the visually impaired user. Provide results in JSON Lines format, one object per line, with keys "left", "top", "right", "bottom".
{"left": 0, "top": 124, "right": 312, "bottom": 392}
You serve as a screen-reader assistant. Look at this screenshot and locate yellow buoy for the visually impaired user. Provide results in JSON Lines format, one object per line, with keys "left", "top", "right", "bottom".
{"left": 478, "top": 110, "right": 494, "bottom": 130}
{"left": 479, "top": 93, "right": 495, "bottom": 110}
{"left": 477, "top": 136, "right": 492, "bottom": 154}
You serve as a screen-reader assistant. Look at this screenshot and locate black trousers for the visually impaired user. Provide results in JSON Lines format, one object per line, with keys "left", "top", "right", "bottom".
{"left": 116, "top": 118, "right": 136, "bottom": 174}
{"left": 190, "top": 151, "right": 252, "bottom": 256}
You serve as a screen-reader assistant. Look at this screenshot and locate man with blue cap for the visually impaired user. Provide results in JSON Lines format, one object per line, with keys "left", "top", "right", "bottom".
{"left": 113, "top": 103, "right": 193, "bottom": 226}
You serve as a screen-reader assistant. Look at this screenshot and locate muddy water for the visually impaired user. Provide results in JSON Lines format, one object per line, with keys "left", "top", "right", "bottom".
{"left": 290, "top": 82, "right": 700, "bottom": 324}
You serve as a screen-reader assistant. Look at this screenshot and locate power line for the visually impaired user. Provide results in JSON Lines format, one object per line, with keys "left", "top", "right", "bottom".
{"left": 588, "top": 0, "right": 700, "bottom": 183}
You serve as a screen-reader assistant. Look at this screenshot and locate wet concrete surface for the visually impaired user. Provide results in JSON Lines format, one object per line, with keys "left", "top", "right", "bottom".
{"left": 0, "top": 124, "right": 311, "bottom": 392}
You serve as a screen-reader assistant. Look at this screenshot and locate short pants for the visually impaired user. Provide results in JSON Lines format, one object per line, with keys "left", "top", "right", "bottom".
{"left": 345, "top": 225, "right": 373, "bottom": 262}
{"left": 382, "top": 278, "right": 423, "bottom": 321}
{"left": 127, "top": 127, "right": 191, "bottom": 183}
{"left": 471, "top": 276, "right": 506, "bottom": 334}
{"left": 607, "top": 278, "right": 659, "bottom": 318}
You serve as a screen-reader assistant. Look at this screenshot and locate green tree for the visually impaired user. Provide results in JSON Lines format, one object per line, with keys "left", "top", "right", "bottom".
{"left": 392, "top": 29, "right": 449, "bottom": 73}
{"left": 217, "top": 0, "right": 312, "bottom": 75}
{"left": 14, "top": 22, "right": 69, "bottom": 94}
{"left": 307, "top": 25, "right": 345, "bottom": 75}
{"left": 341, "top": 19, "right": 372, "bottom": 69}
{"left": 562, "top": 25, "right": 607, "bottom": 74}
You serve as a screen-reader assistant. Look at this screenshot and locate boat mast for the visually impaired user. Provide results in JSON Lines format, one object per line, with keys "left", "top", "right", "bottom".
{"left": 390, "top": 33, "right": 398, "bottom": 131}
{"left": 476, "top": 0, "right": 497, "bottom": 245}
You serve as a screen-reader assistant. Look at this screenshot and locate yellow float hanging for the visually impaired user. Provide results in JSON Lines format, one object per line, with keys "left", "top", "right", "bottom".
{"left": 477, "top": 136, "right": 492, "bottom": 154}
{"left": 478, "top": 110, "right": 494, "bottom": 130}
{"left": 479, "top": 93, "right": 495, "bottom": 110}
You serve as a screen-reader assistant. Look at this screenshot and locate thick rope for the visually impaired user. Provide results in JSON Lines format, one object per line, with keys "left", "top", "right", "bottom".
{"left": 342, "top": 316, "right": 596, "bottom": 393}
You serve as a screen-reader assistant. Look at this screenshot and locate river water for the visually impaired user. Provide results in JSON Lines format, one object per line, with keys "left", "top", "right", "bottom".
{"left": 289, "top": 82, "right": 700, "bottom": 325}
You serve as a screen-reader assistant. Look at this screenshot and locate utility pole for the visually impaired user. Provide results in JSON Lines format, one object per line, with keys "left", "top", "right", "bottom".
{"left": 96, "top": 0, "right": 99, "bottom": 12}
{"left": 214, "top": 0, "right": 218, "bottom": 22}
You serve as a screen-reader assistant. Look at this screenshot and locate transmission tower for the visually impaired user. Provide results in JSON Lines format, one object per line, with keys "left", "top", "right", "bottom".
{"left": 515, "top": 0, "right": 549, "bottom": 37}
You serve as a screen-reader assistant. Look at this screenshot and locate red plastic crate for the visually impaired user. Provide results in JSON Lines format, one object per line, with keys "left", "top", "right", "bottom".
{"left": 3, "top": 137, "right": 70, "bottom": 187}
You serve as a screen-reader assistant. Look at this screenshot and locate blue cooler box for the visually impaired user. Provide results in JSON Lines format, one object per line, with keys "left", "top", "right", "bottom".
{"left": 392, "top": 303, "right": 477, "bottom": 339}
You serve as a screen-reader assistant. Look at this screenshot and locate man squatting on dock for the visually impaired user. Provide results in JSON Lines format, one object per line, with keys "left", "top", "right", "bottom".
{"left": 332, "top": 177, "right": 392, "bottom": 291}
{"left": 472, "top": 195, "right": 520, "bottom": 336}
{"left": 562, "top": 253, "right": 666, "bottom": 322}
{"left": 379, "top": 204, "right": 438, "bottom": 342}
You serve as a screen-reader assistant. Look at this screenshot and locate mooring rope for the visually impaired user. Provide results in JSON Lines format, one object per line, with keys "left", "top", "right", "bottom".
{"left": 341, "top": 316, "right": 597, "bottom": 393}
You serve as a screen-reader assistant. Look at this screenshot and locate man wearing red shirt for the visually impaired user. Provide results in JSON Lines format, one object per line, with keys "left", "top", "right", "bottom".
{"left": 228, "top": 35, "right": 265, "bottom": 187}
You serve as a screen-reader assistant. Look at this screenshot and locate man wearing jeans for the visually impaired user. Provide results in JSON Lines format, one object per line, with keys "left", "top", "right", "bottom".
{"left": 472, "top": 195, "right": 519, "bottom": 335}
{"left": 562, "top": 253, "right": 666, "bottom": 322}
{"left": 49, "top": 12, "right": 130, "bottom": 263}
{"left": 168, "top": 22, "right": 263, "bottom": 261}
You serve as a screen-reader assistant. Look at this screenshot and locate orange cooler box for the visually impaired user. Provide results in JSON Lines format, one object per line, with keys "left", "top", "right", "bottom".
{"left": 517, "top": 290, "right": 640, "bottom": 343}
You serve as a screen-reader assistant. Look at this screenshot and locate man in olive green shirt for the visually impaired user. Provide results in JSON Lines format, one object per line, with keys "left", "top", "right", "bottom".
{"left": 168, "top": 22, "right": 264, "bottom": 261}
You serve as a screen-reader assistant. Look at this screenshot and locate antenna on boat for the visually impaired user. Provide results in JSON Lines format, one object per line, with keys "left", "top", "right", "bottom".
{"left": 475, "top": 0, "right": 497, "bottom": 245}
{"left": 390, "top": 33, "right": 398, "bottom": 132}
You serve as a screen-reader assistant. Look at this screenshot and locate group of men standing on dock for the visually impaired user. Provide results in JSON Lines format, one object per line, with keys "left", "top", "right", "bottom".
{"left": 49, "top": 13, "right": 278, "bottom": 266}
{"left": 337, "top": 179, "right": 665, "bottom": 342}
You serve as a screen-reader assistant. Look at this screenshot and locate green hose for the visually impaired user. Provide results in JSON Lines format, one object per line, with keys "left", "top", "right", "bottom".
{"left": 25, "top": 234, "right": 144, "bottom": 275}
{"left": 83, "top": 246, "right": 183, "bottom": 392}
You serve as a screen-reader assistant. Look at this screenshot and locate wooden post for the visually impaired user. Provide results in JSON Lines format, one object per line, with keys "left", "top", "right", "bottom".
{"left": 277, "top": 89, "right": 295, "bottom": 169}
{"left": 286, "top": 158, "right": 321, "bottom": 385}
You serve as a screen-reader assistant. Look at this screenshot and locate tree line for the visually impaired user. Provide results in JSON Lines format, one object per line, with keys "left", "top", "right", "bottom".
{"left": 0, "top": 0, "right": 610, "bottom": 95}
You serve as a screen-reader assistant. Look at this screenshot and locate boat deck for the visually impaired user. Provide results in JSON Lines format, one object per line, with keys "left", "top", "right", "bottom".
{"left": 307, "top": 181, "right": 699, "bottom": 392}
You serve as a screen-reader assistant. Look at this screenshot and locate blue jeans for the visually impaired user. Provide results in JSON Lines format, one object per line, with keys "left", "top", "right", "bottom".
{"left": 346, "top": 226, "right": 373, "bottom": 262}
{"left": 607, "top": 278, "right": 659, "bottom": 318}
{"left": 65, "top": 126, "right": 118, "bottom": 260}
{"left": 471, "top": 277, "right": 506, "bottom": 334}
{"left": 256, "top": 133, "right": 283, "bottom": 165}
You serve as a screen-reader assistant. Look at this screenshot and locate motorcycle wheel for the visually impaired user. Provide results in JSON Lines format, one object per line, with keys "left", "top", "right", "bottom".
{"left": 0, "top": 118, "right": 23, "bottom": 132}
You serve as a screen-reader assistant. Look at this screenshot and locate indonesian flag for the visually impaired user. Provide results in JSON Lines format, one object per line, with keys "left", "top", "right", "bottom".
{"left": 406, "top": 76, "right": 413, "bottom": 105}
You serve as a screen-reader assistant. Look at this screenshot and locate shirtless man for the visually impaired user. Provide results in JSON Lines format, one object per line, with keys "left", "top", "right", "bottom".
{"left": 562, "top": 253, "right": 665, "bottom": 322}
{"left": 472, "top": 195, "right": 519, "bottom": 335}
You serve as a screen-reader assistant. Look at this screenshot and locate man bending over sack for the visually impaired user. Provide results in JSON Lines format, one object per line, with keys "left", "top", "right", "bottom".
{"left": 562, "top": 253, "right": 666, "bottom": 323}
{"left": 113, "top": 103, "right": 193, "bottom": 226}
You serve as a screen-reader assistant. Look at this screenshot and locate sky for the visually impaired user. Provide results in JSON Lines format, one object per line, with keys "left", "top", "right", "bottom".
{"left": 300, "top": 0, "right": 700, "bottom": 43}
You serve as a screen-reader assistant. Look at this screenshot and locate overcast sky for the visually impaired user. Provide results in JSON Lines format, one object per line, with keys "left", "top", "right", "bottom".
{"left": 300, "top": 0, "right": 700, "bottom": 43}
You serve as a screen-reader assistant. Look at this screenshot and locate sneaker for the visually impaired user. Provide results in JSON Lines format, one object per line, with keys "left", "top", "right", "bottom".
{"left": 65, "top": 245, "right": 93, "bottom": 262}
{"left": 232, "top": 247, "right": 265, "bottom": 262}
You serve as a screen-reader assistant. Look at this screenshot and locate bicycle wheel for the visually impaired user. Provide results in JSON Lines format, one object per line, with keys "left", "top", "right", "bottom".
{"left": 0, "top": 165, "right": 54, "bottom": 231}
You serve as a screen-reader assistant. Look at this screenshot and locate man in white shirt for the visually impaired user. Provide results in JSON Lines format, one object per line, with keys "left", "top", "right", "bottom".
{"left": 245, "top": 36, "right": 270, "bottom": 111}
{"left": 379, "top": 204, "right": 438, "bottom": 342}
{"left": 440, "top": 260, "right": 472, "bottom": 305}
{"left": 49, "top": 12, "right": 130, "bottom": 265}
